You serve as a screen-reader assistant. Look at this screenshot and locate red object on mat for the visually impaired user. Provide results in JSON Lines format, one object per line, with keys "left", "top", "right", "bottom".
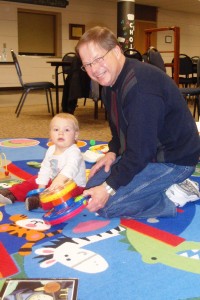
{"left": 7, "top": 163, "right": 33, "bottom": 181}
{"left": 0, "top": 242, "right": 18, "bottom": 278}
{"left": 121, "top": 219, "right": 185, "bottom": 247}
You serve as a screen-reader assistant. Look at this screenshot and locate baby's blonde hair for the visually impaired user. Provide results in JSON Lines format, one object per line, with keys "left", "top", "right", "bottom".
{"left": 50, "top": 113, "right": 79, "bottom": 132}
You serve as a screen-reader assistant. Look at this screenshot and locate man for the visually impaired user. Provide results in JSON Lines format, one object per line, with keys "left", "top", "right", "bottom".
{"left": 75, "top": 26, "right": 200, "bottom": 219}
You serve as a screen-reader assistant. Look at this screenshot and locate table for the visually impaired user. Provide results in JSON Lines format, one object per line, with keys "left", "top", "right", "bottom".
{"left": 47, "top": 61, "right": 72, "bottom": 113}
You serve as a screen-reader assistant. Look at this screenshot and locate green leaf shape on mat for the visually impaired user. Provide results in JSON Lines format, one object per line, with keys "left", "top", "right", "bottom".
{"left": 26, "top": 161, "right": 41, "bottom": 168}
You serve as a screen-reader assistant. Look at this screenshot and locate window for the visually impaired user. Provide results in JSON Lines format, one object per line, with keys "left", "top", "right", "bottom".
{"left": 18, "top": 9, "right": 61, "bottom": 56}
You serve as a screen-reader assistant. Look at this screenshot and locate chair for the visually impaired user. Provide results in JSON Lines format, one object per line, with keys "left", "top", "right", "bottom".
{"left": 60, "top": 52, "right": 76, "bottom": 83}
{"left": 191, "top": 56, "right": 199, "bottom": 74}
{"left": 89, "top": 81, "right": 106, "bottom": 119}
{"left": 62, "top": 52, "right": 88, "bottom": 108}
{"left": 191, "top": 56, "right": 199, "bottom": 64}
{"left": 61, "top": 56, "right": 105, "bottom": 119}
{"left": 11, "top": 50, "right": 54, "bottom": 117}
{"left": 143, "top": 47, "right": 166, "bottom": 72}
{"left": 180, "top": 57, "right": 200, "bottom": 119}
{"left": 83, "top": 81, "right": 106, "bottom": 119}
{"left": 62, "top": 55, "right": 91, "bottom": 114}
{"left": 124, "top": 48, "right": 143, "bottom": 61}
{"left": 172, "top": 54, "right": 197, "bottom": 87}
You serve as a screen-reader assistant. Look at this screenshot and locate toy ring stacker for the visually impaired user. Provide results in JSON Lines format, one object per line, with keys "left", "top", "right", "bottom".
{"left": 39, "top": 180, "right": 88, "bottom": 225}
{"left": 39, "top": 180, "right": 77, "bottom": 210}
{"left": 43, "top": 194, "right": 88, "bottom": 225}
{"left": 26, "top": 188, "right": 45, "bottom": 197}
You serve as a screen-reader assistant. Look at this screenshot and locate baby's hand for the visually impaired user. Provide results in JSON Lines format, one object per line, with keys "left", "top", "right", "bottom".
{"left": 49, "top": 182, "right": 64, "bottom": 191}
{"left": 49, "top": 174, "right": 68, "bottom": 191}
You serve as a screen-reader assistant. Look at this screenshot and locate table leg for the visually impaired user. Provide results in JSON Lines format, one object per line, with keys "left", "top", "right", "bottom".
{"left": 55, "top": 66, "right": 59, "bottom": 113}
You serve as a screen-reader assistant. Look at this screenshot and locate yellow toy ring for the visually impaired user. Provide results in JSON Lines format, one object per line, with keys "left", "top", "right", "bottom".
{"left": 40, "top": 180, "right": 77, "bottom": 203}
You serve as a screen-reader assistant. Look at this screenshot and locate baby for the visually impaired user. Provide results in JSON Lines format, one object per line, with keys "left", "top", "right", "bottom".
{"left": 0, "top": 113, "right": 86, "bottom": 210}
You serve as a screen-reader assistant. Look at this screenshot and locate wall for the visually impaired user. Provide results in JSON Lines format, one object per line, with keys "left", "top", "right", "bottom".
{"left": 156, "top": 8, "right": 200, "bottom": 75}
{"left": 0, "top": 1, "right": 200, "bottom": 87}
{"left": 0, "top": 0, "right": 117, "bottom": 87}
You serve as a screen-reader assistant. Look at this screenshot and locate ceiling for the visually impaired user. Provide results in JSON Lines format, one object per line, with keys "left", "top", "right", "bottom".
{"left": 112, "top": 0, "right": 200, "bottom": 15}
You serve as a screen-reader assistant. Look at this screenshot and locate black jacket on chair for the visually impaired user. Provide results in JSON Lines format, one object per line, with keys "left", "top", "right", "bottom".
{"left": 62, "top": 56, "right": 91, "bottom": 113}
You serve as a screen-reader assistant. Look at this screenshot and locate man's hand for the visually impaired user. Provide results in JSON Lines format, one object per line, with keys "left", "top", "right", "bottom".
{"left": 83, "top": 184, "right": 110, "bottom": 212}
{"left": 89, "top": 152, "right": 116, "bottom": 179}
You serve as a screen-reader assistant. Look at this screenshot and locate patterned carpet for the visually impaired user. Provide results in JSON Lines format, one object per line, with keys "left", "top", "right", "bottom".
{"left": 0, "top": 138, "right": 200, "bottom": 300}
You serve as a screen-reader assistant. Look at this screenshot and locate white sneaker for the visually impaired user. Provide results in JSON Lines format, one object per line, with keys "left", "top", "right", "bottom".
{"left": 0, "top": 194, "right": 12, "bottom": 204}
{"left": 166, "top": 179, "right": 200, "bottom": 207}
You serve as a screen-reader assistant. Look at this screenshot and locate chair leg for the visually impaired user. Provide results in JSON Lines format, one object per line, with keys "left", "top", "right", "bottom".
{"left": 84, "top": 98, "right": 87, "bottom": 106}
{"left": 15, "top": 92, "right": 25, "bottom": 114}
{"left": 16, "top": 90, "right": 28, "bottom": 117}
{"left": 45, "top": 90, "right": 50, "bottom": 113}
{"left": 94, "top": 100, "right": 98, "bottom": 119}
{"left": 197, "top": 95, "right": 200, "bottom": 120}
{"left": 193, "top": 96, "right": 199, "bottom": 119}
{"left": 105, "top": 109, "right": 107, "bottom": 120}
{"left": 47, "top": 89, "right": 54, "bottom": 116}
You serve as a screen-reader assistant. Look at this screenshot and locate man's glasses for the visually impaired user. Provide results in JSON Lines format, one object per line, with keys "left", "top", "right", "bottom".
{"left": 81, "top": 49, "right": 112, "bottom": 72}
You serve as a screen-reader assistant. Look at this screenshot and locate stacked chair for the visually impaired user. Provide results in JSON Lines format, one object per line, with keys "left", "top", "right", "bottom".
{"left": 173, "top": 54, "right": 197, "bottom": 87}
{"left": 180, "top": 57, "right": 200, "bottom": 119}
{"left": 143, "top": 46, "right": 166, "bottom": 72}
{"left": 124, "top": 48, "right": 143, "bottom": 61}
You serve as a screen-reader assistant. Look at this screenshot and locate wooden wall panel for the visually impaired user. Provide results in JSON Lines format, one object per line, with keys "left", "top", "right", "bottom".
{"left": 134, "top": 20, "right": 157, "bottom": 54}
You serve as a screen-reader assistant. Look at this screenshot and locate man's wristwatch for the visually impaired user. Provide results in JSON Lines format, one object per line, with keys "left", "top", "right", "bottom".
{"left": 102, "top": 182, "right": 116, "bottom": 196}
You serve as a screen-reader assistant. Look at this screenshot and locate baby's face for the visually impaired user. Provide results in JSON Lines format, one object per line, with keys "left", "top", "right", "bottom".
{"left": 50, "top": 117, "right": 78, "bottom": 151}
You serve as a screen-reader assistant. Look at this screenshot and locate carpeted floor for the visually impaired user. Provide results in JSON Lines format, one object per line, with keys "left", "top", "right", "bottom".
{"left": 0, "top": 90, "right": 111, "bottom": 141}
{"left": 0, "top": 90, "right": 197, "bottom": 142}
